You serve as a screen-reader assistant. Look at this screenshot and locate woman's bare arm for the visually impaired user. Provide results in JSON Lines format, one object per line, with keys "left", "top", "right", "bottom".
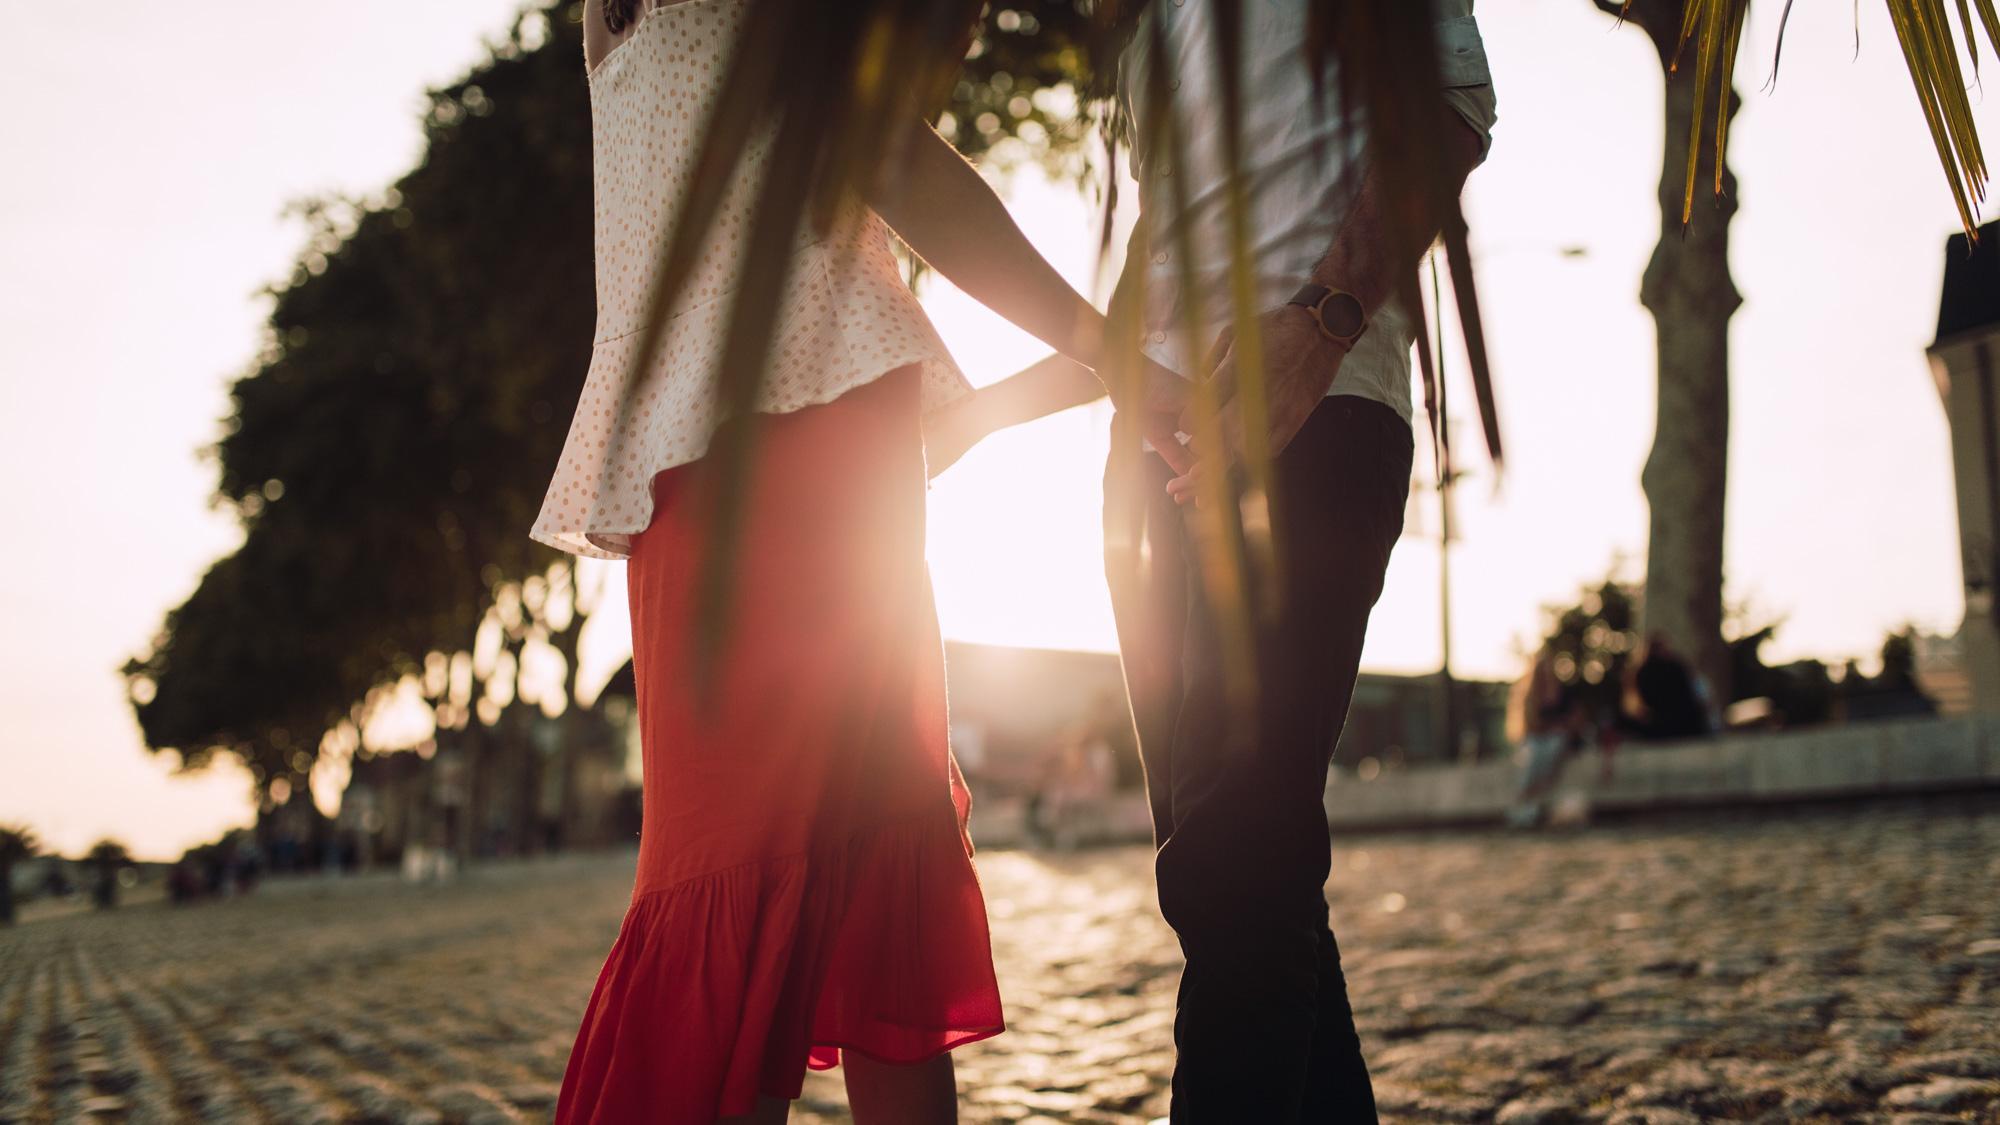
{"left": 922, "top": 355, "right": 1108, "bottom": 478}
{"left": 869, "top": 122, "right": 1191, "bottom": 471}
{"left": 867, "top": 123, "right": 1108, "bottom": 369}
{"left": 971, "top": 354, "right": 1108, "bottom": 432}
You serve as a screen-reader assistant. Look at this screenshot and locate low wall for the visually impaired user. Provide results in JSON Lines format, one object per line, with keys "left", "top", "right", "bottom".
{"left": 1323, "top": 715, "right": 2000, "bottom": 831}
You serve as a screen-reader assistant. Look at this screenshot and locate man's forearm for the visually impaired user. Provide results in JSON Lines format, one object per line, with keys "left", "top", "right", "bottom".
{"left": 1307, "top": 111, "right": 1487, "bottom": 317}
{"left": 869, "top": 123, "right": 1107, "bottom": 372}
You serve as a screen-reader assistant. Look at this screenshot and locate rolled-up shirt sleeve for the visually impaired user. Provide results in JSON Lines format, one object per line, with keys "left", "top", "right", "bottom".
{"left": 1435, "top": 13, "right": 1498, "bottom": 161}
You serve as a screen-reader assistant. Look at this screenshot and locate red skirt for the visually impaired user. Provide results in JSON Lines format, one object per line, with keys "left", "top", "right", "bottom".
{"left": 555, "top": 371, "right": 1004, "bottom": 1123}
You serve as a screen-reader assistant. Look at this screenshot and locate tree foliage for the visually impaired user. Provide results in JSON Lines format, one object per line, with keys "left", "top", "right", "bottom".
{"left": 0, "top": 826, "right": 39, "bottom": 927}
{"left": 87, "top": 839, "right": 130, "bottom": 911}
{"left": 948, "top": 3, "right": 1104, "bottom": 177}
{"left": 128, "top": 6, "right": 594, "bottom": 793}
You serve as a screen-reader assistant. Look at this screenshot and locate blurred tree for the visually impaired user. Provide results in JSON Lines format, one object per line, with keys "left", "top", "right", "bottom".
{"left": 128, "top": 5, "right": 595, "bottom": 805}
{"left": 0, "top": 826, "right": 39, "bottom": 926}
{"left": 1836, "top": 625, "right": 1939, "bottom": 720}
{"left": 947, "top": 2, "right": 1102, "bottom": 176}
{"left": 87, "top": 840, "right": 130, "bottom": 911}
{"left": 1536, "top": 575, "right": 1644, "bottom": 724}
{"left": 1596, "top": 0, "right": 1739, "bottom": 706}
{"left": 126, "top": 528, "right": 371, "bottom": 800}
{"left": 1728, "top": 625, "right": 1837, "bottom": 727}
{"left": 1877, "top": 627, "right": 1922, "bottom": 691}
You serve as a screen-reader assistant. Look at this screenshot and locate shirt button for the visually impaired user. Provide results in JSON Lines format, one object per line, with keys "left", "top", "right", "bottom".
{"left": 1170, "top": 78, "right": 1181, "bottom": 90}
{"left": 1153, "top": 251, "right": 1169, "bottom": 264}
{"left": 1151, "top": 332, "right": 1167, "bottom": 344}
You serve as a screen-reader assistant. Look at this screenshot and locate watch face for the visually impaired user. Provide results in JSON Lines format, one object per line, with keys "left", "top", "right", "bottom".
{"left": 1320, "top": 292, "right": 1366, "bottom": 339}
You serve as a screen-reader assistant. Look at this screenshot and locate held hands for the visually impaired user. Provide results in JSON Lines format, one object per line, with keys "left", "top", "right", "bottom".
{"left": 921, "top": 351, "right": 1197, "bottom": 481}
{"left": 1165, "top": 304, "right": 1349, "bottom": 506}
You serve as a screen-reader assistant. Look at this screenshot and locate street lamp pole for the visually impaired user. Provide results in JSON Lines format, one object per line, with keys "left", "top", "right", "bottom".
{"left": 1439, "top": 465, "right": 1459, "bottom": 763}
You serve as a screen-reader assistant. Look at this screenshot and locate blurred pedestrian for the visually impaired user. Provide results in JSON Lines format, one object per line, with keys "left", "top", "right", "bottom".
{"left": 1622, "top": 633, "right": 1720, "bottom": 741}
{"left": 1024, "top": 745, "right": 1060, "bottom": 848}
{"left": 1504, "top": 645, "right": 1618, "bottom": 827}
{"left": 1043, "top": 728, "right": 1119, "bottom": 850}
{"left": 168, "top": 861, "right": 201, "bottom": 905}
{"left": 1509, "top": 645, "right": 1574, "bottom": 813}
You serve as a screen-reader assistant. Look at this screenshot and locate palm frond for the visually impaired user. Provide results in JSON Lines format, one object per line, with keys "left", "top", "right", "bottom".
{"left": 1955, "top": 0, "right": 1981, "bottom": 71}
{"left": 1648, "top": 0, "right": 1994, "bottom": 235}
{"left": 1766, "top": 0, "right": 1799, "bottom": 89}
{"left": 1441, "top": 217, "right": 1502, "bottom": 468}
{"left": 1319, "top": 1, "right": 1502, "bottom": 468}
{"left": 1208, "top": 0, "right": 1284, "bottom": 615}
{"left": 1144, "top": 9, "right": 1261, "bottom": 716}
{"left": 1975, "top": 0, "right": 2000, "bottom": 68}
{"left": 1885, "top": 0, "right": 1987, "bottom": 233}
{"left": 1666, "top": 0, "right": 1747, "bottom": 223}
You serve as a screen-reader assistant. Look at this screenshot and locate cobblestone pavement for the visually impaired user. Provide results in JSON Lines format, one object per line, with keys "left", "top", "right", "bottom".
{"left": 3, "top": 797, "right": 1997, "bottom": 1124}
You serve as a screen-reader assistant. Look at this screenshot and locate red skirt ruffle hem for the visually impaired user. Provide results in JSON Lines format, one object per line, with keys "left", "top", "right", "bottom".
{"left": 555, "top": 370, "right": 1004, "bottom": 1124}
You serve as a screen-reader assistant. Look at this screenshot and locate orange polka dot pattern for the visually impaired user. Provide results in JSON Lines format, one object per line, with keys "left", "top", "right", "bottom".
{"left": 532, "top": 0, "right": 971, "bottom": 560}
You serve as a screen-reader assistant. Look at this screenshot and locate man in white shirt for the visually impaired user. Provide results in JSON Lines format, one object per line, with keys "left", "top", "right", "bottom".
{"left": 1103, "top": 3, "right": 1498, "bottom": 1119}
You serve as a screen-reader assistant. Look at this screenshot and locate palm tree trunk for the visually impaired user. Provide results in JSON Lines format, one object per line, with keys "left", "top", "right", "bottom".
{"left": 1607, "top": 1, "right": 1742, "bottom": 702}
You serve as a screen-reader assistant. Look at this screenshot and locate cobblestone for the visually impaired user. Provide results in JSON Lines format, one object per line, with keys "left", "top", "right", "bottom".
{"left": 0, "top": 797, "right": 1996, "bottom": 1123}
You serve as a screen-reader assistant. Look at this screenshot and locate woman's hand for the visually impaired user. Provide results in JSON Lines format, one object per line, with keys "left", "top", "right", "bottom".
{"left": 920, "top": 353, "right": 1191, "bottom": 480}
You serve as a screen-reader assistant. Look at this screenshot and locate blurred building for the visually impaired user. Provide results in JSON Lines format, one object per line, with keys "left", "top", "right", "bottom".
{"left": 1340, "top": 673, "right": 1512, "bottom": 771}
{"left": 1913, "top": 630, "right": 1974, "bottom": 717}
{"left": 1927, "top": 216, "right": 2000, "bottom": 713}
{"left": 944, "top": 642, "right": 1134, "bottom": 794}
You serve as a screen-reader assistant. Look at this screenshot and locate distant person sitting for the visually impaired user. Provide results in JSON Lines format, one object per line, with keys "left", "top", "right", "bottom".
{"left": 1623, "top": 634, "right": 1719, "bottom": 740}
{"left": 1509, "top": 644, "right": 1574, "bottom": 807}
{"left": 1505, "top": 645, "right": 1616, "bottom": 827}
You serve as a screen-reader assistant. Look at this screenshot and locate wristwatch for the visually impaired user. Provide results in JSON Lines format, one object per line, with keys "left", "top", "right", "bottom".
{"left": 1289, "top": 283, "right": 1368, "bottom": 346}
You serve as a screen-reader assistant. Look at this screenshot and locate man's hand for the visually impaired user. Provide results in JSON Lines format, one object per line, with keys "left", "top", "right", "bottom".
{"left": 1134, "top": 355, "right": 1197, "bottom": 476}
{"left": 1166, "top": 305, "right": 1348, "bottom": 504}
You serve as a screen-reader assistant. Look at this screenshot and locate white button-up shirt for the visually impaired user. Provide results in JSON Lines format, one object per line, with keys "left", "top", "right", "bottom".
{"left": 1121, "top": 0, "right": 1498, "bottom": 425}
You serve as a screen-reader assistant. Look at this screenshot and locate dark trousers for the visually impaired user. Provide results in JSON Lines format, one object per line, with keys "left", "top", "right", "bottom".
{"left": 1103, "top": 396, "right": 1412, "bottom": 1124}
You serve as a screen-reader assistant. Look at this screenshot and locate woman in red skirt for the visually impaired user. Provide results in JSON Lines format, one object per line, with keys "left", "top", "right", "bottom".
{"left": 532, "top": 2, "right": 1190, "bottom": 1121}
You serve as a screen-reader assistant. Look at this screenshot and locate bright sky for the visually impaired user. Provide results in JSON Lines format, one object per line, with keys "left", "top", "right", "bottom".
{"left": 2, "top": 1, "right": 1992, "bottom": 859}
